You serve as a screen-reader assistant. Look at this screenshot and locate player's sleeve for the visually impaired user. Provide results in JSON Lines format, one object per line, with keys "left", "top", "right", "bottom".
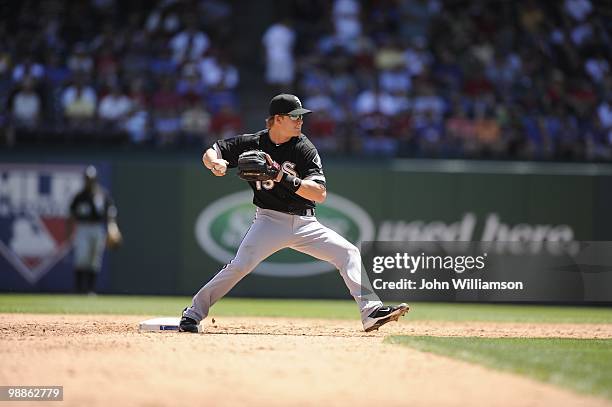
{"left": 211, "top": 136, "right": 243, "bottom": 168}
{"left": 299, "top": 148, "right": 326, "bottom": 186}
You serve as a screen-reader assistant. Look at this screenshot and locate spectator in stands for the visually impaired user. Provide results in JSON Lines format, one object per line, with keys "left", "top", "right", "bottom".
{"left": 597, "top": 96, "right": 612, "bottom": 137}
{"left": 11, "top": 77, "right": 41, "bottom": 128}
{"left": 355, "top": 85, "right": 399, "bottom": 117}
{"left": 200, "top": 54, "right": 239, "bottom": 91}
{"left": 12, "top": 56, "right": 45, "bottom": 85}
{"left": 403, "top": 36, "right": 432, "bottom": 78}
{"left": 145, "top": 3, "right": 181, "bottom": 35}
{"left": 262, "top": 19, "right": 296, "bottom": 90}
{"left": 127, "top": 77, "right": 148, "bottom": 108}
{"left": 95, "top": 44, "right": 120, "bottom": 84}
{"left": 202, "top": 55, "right": 239, "bottom": 114}
{"left": 332, "top": 0, "right": 362, "bottom": 49}
{"left": 0, "top": 49, "right": 11, "bottom": 78}
{"left": 584, "top": 50, "right": 609, "bottom": 84}
{"left": 362, "top": 125, "right": 398, "bottom": 157}
{"left": 210, "top": 103, "right": 242, "bottom": 140}
{"left": 61, "top": 77, "right": 97, "bottom": 128}
{"left": 305, "top": 109, "right": 338, "bottom": 153}
{"left": 567, "top": 78, "right": 597, "bottom": 117}
{"left": 431, "top": 46, "right": 463, "bottom": 92}
{"left": 446, "top": 103, "right": 474, "bottom": 155}
{"left": 541, "top": 106, "right": 564, "bottom": 157}
{"left": 98, "top": 82, "right": 132, "bottom": 129}
{"left": 413, "top": 109, "right": 445, "bottom": 157}
{"left": 121, "top": 43, "right": 150, "bottom": 81}
{"left": 485, "top": 51, "right": 522, "bottom": 95}
{"left": 154, "top": 107, "right": 181, "bottom": 146}
{"left": 169, "top": 17, "right": 210, "bottom": 64}
{"left": 586, "top": 115, "right": 612, "bottom": 160}
{"left": 412, "top": 82, "right": 445, "bottom": 120}
{"left": 399, "top": 0, "right": 441, "bottom": 42}
{"left": 379, "top": 63, "right": 412, "bottom": 96}
{"left": 67, "top": 43, "right": 94, "bottom": 76}
{"left": 44, "top": 52, "right": 70, "bottom": 88}
{"left": 181, "top": 99, "right": 211, "bottom": 146}
{"left": 177, "top": 62, "right": 206, "bottom": 101}
{"left": 564, "top": 0, "right": 592, "bottom": 22}
{"left": 151, "top": 76, "right": 182, "bottom": 145}
{"left": 473, "top": 109, "right": 502, "bottom": 156}
{"left": 151, "top": 76, "right": 182, "bottom": 112}
{"left": 123, "top": 104, "right": 150, "bottom": 145}
{"left": 150, "top": 46, "right": 178, "bottom": 77}
{"left": 556, "top": 113, "right": 583, "bottom": 160}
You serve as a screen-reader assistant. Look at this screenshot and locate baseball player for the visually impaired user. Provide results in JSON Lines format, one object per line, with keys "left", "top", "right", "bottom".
{"left": 68, "top": 165, "right": 121, "bottom": 294}
{"left": 180, "top": 94, "right": 408, "bottom": 332}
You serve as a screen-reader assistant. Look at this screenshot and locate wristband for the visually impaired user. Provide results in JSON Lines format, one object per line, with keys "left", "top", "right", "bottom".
{"left": 280, "top": 173, "right": 302, "bottom": 192}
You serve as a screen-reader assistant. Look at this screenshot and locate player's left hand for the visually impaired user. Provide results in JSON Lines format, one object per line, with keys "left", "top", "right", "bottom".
{"left": 264, "top": 153, "right": 283, "bottom": 182}
{"left": 237, "top": 150, "right": 280, "bottom": 181}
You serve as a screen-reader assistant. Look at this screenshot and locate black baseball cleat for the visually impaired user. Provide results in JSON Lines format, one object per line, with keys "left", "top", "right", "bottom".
{"left": 363, "top": 303, "right": 409, "bottom": 332}
{"left": 179, "top": 309, "right": 200, "bottom": 333}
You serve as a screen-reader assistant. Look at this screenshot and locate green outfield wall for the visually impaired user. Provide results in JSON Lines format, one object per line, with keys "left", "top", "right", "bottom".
{"left": 107, "top": 158, "right": 612, "bottom": 299}
{"left": 1, "top": 152, "right": 611, "bottom": 299}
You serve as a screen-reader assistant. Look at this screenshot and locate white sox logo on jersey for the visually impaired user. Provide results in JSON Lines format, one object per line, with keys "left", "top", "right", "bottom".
{"left": 256, "top": 161, "right": 297, "bottom": 190}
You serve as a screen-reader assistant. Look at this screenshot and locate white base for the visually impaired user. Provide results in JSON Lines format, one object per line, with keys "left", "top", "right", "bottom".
{"left": 138, "top": 317, "right": 201, "bottom": 333}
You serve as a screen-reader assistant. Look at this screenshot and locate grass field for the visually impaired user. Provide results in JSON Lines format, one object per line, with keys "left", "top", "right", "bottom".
{"left": 387, "top": 336, "right": 612, "bottom": 400}
{"left": 1, "top": 293, "right": 612, "bottom": 323}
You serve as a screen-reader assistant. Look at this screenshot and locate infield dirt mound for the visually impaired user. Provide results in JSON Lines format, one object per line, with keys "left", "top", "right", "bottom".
{"left": 1, "top": 314, "right": 610, "bottom": 407}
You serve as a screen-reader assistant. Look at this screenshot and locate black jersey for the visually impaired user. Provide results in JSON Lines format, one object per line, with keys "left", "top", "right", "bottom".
{"left": 214, "top": 129, "right": 326, "bottom": 213}
{"left": 70, "top": 187, "right": 117, "bottom": 223}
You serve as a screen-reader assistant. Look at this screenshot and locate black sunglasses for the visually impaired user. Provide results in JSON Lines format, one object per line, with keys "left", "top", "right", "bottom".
{"left": 281, "top": 114, "right": 303, "bottom": 121}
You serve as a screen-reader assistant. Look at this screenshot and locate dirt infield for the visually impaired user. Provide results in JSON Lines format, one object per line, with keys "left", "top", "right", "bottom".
{"left": 1, "top": 314, "right": 611, "bottom": 407}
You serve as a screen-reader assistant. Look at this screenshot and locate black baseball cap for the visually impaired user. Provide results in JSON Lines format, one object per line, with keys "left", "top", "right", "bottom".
{"left": 269, "top": 94, "right": 312, "bottom": 116}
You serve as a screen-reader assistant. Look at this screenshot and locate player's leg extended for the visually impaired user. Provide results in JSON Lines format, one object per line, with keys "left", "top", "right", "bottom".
{"left": 290, "top": 217, "right": 383, "bottom": 320}
{"left": 73, "top": 224, "right": 98, "bottom": 293}
{"left": 86, "top": 225, "right": 107, "bottom": 293}
{"left": 184, "top": 209, "right": 291, "bottom": 322}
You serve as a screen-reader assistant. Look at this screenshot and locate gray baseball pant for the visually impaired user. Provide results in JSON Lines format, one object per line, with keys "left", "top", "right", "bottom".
{"left": 185, "top": 208, "right": 382, "bottom": 324}
{"left": 74, "top": 223, "right": 107, "bottom": 273}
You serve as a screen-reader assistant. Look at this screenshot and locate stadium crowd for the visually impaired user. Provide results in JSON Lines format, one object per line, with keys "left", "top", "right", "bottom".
{"left": 1, "top": 0, "right": 240, "bottom": 147}
{"left": 1, "top": 0, "right": 611, "bottom": 162}
{"left": 291, "top": 0, "right": 612, "bottom": 161}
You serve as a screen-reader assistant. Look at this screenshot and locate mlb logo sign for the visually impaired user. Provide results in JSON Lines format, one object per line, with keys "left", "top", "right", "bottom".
{"left": 0, "top": 164, "right": 84, "bottom": 284}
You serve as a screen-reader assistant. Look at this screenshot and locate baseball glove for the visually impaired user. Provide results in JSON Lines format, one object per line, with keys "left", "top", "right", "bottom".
{"left": 237, "top": 150, "right": 280, "bottom": 181}
{"left": 106, "top": 220, "right": 123, "bottom": 249}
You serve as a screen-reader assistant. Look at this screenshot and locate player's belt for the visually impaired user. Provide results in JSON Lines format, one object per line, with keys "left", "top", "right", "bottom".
{"left": 258, "top": 207, "right": 316, "bottom": 217}
{"left": 287, "top": 208, "right": 315, "bottom": 216}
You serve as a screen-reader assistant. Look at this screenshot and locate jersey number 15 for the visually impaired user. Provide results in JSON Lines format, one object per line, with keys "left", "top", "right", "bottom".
{"left": 255, "top": 162, "right": 298, "bottom": 191}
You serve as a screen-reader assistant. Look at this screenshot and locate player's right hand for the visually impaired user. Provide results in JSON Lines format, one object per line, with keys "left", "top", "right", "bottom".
{"left": 210, "top": 159, "right": 229, "bottom": 176}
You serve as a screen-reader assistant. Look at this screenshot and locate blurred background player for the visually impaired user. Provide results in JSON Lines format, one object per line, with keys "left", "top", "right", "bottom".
{"left": 68, "top": 165, "right": 121, "bottom": 294}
